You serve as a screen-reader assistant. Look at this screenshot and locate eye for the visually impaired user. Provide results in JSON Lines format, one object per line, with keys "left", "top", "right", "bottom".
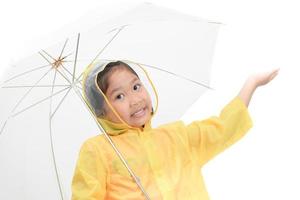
{"left": 115, "top": 94, "right": 124, "bottom": 100}
{"left": 133, "top": 83, "right": 141, "bottom": 91}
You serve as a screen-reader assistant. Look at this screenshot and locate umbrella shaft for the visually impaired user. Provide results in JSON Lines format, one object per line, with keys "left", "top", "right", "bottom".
{"left": 73, "top": 86, "right": 152, "bottom": 200}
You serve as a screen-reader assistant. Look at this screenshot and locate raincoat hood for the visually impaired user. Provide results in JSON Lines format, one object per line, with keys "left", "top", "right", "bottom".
{"left": 82, "top": 60, "right": 158, "bottom": 136}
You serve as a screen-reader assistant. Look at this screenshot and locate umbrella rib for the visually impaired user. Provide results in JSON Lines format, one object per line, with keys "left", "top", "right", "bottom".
{"left": 75, "top": 73, "right": 84, "bottom": 84}
{"left": 59, "top": 38, "right": 69, "bottom": 59}
{"left": 90, "top": 26, "right": 125, "bottom": 65}
{"left": 63, "top": 52, "right": 73, "bottom": 59}
{"left": 55, "top": 68, "right": 72, "bottom": 85}
{"left": 39, "top": 51, "right": 54, "bottom": 65}
{"left": 61, "top": 60, "right": 76, "bottom": 63}
{"left": 72, "top": 34, "right": 80, "bottom": 83}
{"left": 59, "top": 52, "right": 74, "bottom": 63}
{"left": 135, "top": 62, "right": 213, "bottom": 90}
{"left": 75, "top": 84, "right": 83, "bottom": 91}
{"left": 0, "top": 64, "right": 51, "bottom": 87}
{"left": 48, "top": 68, "right": 65, "bottom": 200}
{"left": 60, "top": 63, "right": 74, "bottom": 78}
{"left": 2, "top": 85, "right": 70, "bottom": 89}
{"left": 11, "top": 86, "right": 71, "bottom": 118}
{"left": 11, "top": 67, "right": 53, "bottom": 114}
{"left": 74, "top": 79, "right": 83, "bottom": 91}
{"left": 75, "top": 26, "right": 125, "bottom": 83}
{"left": 64, "top": 59, "right": 94, "bottom": 62}
{"left": 0, "top": 119, "right": 9, "bottom": 136}
{"left": 50, "top": 87, "right": 72, "bottom": 119}
{"left": 41, "top": 49, "right": 56, "bottom": 62}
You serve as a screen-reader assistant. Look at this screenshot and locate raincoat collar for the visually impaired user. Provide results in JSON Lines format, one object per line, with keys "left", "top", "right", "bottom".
{"left": 96, "top": 114, "right": 153, "bottom": 136}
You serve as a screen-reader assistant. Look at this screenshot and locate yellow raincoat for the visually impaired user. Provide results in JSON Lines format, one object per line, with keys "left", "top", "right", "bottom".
{"left": 71, "top": 95, "right": 253, "bottom": 199}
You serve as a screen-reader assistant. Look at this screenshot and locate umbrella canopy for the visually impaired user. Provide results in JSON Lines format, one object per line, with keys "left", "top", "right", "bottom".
{"left": 0, "top": 2, "right": 221, "bottom": 200}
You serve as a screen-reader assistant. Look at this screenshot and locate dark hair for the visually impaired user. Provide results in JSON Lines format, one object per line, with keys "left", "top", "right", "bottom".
{"left": 96, "top": 61, "right": 140, "bottom": 95}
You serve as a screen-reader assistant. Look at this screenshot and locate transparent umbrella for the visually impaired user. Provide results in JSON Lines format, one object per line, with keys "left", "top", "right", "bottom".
{"left": 0, "top": 2, "right": 221, "bottom": 200}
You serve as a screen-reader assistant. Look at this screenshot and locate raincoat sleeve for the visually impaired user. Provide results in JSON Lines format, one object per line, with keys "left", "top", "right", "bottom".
{"left": 71, "top": 139, "right": 107, "bottom": 200}
{"left": 184, "top": 96, "right": 253, "bottom": 166}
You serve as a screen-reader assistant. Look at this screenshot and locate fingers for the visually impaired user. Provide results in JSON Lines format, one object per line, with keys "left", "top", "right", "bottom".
{"left": 269, "top": 68, "right": 280, "bottom": 80}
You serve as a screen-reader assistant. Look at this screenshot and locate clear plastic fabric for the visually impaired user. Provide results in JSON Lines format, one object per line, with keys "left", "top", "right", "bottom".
{"left": 82, "top": 61, "right": 108, "bottom": 118}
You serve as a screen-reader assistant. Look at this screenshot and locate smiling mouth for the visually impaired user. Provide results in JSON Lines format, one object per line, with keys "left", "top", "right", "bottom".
{"left": 131, "top": 107, "right": 146, "bottom": 117}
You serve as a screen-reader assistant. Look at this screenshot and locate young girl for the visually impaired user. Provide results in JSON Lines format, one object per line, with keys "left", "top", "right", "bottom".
{"left": 71, "top": 60, "right": 279, "bottom": 199}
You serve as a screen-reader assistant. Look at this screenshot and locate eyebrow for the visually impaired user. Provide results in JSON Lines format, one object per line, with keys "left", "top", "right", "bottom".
{"left": 109, "top": 77, "right": 139, "bottom": 96}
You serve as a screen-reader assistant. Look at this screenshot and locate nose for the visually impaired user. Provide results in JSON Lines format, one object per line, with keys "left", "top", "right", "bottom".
{"left": 130, "top": 94, "right": 143, "bottom": 107}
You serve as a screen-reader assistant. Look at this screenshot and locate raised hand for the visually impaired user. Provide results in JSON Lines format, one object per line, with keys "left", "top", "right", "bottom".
{"left": 250, "top": 68, "right": 280, "bottom": 87}
{"left": 238, "top": 68, "right": 279, "bottom": 107}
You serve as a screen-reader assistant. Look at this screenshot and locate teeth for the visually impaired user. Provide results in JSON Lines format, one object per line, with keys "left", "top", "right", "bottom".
{"left": 133, "top": 108, "right": 144, "bottom": 116}
{"left": 134, "top": 109, "right": 143, "bottom": 114}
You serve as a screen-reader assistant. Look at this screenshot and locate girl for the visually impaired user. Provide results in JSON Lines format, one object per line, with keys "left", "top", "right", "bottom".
{"left": 71, "top": 60, "right": 279, "bottom": 199}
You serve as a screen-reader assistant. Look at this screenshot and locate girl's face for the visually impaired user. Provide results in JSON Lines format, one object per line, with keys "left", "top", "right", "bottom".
{"left": 102, "top": 68, "right": 153, "bottom": 128}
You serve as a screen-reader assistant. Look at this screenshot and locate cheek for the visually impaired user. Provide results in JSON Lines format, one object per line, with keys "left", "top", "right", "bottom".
{"left": 114, "top": 103, "right": 130, "bottom": 118}
{"left": 144, "top": 92, "right": 152, "bottom": 105}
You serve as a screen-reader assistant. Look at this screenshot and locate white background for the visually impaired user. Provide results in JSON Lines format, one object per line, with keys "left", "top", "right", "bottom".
{"left": 0, "top": 0, "right": 299, "bottom": 199}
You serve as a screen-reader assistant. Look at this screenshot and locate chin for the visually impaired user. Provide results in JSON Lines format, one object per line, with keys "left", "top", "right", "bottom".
{"left": 131, "top": 118, "right": 148, "bottom": 128}
{"left": 130, "top": 109, "right": 151, "bottom": 127}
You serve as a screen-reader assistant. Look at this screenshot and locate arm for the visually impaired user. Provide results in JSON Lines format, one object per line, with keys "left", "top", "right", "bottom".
{"left": 238, "top": 68, "right": 279, "bottom": 107}
{"left": 184, "top": 68, "right": 279, "bottom": 166}
{"left": 185, "top": 96, "right": 253, "bottom": 166}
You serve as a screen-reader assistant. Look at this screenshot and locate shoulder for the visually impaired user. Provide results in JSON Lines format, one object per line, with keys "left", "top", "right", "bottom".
{"left": 78, "top": 134, "right": 110, "bottom": 165}
{"left": 79, "top": 134, "right": 109, "bottom": 152}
